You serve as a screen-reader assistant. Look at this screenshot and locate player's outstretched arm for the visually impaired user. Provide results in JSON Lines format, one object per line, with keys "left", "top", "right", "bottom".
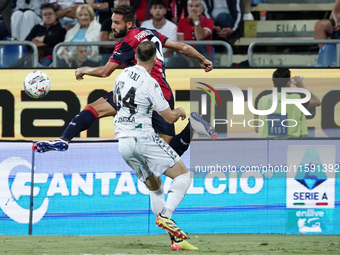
{"left": 159, "top": 107, "right": 186, "bottom": 124}
{"left": 75, "top": 61, "right": 120, "bottom": 80}
{"left": 164, "top": 39, "right": 213, "bottom": 72}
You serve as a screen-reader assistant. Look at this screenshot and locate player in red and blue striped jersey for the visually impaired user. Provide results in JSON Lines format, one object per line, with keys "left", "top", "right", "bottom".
{"left": 33, "top": 4, "right": 215, "bottom": 155}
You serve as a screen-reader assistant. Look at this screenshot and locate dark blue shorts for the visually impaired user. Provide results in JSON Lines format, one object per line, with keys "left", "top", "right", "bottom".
{"left": 152, "top": 92, "right": 175, "bottom": 136}
{"left": 102, "top": 91, "right": 117, "bottom": 110}
{"left": 102, "top": 91, "right": 175, "bottom": 137}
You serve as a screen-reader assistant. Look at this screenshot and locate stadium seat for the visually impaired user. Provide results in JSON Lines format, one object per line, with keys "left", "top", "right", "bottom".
{"left": 315, "top": 44, "right": 336, "bottom": 67}
{"left": 0, "top": 45, "right": 28, "bottom": 67}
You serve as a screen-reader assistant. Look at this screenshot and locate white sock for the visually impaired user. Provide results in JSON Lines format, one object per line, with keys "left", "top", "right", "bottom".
{"left": 149, "top": 183, "right": 165, "bottom": 216}
{"left": 161, "top": 172, "right": 191, "bottom": 219}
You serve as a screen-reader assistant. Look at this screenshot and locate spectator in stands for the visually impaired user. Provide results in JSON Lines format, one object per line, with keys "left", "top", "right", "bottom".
{"left": 165, "top": 0, "right": 188, "bottom": 25}
{"left": 58, "top": 45, "right": 98, "bottom": 67}
{"left": 175, "top": 0, "right": 214, "bottom": 66}
{"left": 314, "top": 0, "right": 340, "bottom": 66}
{"left": 131, "top": 0, "right": 149, "bottom": 23}
{"left": 57, "top": 4, "right": 101, "bottom": 66}
{"left": 50, "top": 0, "right": 85, "bottom": 30}
{"left": 314, "top": 0, "right": 340, "bottom": 47}
{"left": 25, "top": 3, "right": 66, "bottom": 66}
{"left": 0, "top": 0, "right": 12, "bottom": 39}
{"left": 85, "top": 0, "right": 113, "bottom": 24}
{"left": 11, "top": 0, "right": 45, "bottom": 40}
{"left": 131, "top": 0, "right": 169, "bottom": 23}
{"left": 0, "top": 18, "right": 10, "bottom": 40}
{"left": 141, "top": 0, "right": 177, "bottom": 60}
{"left": 10, "top": 3, "right": 66, "bottom": 67}
{"left": 203, "top": 0, "right": 244, "bottom": 46}
{"left": 255, "top": 68, "right": 321, "bottom": 138}
{"left": 243, "top": 0, "right": 253, "bottom": 21}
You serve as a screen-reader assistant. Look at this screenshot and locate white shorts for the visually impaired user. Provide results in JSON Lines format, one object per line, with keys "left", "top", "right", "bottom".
{"left": 118, "top": 133, "right": 180, "bottom": 182}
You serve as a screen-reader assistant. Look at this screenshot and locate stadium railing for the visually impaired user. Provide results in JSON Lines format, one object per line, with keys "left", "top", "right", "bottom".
{"left": 247, "top": 39, "right": 340, "bottom": 67}
{"left": 0, "top": 40, "right": 39, "bottom": 67}
{"left": 52, "top": 41, "right": 117, "bottom": 68}
{"left": 52, "top": 40, "right": 233, "bottom": 68}
{"left": 253, "top": 3, "right": 334, "bottom": 12}
{"left": 178, "top": 40, "right": 233, "bottom": 67}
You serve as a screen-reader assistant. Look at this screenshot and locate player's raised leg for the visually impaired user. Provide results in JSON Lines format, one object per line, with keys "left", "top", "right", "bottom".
{"left": 166, "top": 112, "right": 216, "bottom": 156}
{"left": 32, "top": 93, "right": 117, "bottom": 153}
{"left": 189, "top": 112, "right": 217, "bottom": 140}
{"left": 146, "top": 174, "right": 197, "bottom": 251}
{"left": 155, "top": 160, "right": 192, "bottom": 239}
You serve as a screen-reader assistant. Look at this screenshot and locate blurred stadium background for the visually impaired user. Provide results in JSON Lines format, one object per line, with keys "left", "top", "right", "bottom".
{"left": 1, "top": 0, "right": 340, "bottom": 254}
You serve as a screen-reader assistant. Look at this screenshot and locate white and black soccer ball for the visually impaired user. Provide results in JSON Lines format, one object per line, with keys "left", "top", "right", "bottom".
{"left": 24, "top": 70, "right": 51, "bottom": 99}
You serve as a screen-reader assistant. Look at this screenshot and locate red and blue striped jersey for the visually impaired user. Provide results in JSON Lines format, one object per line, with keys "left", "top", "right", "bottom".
{"left": 109, "top": 27, "right": 172, "bottom": 100}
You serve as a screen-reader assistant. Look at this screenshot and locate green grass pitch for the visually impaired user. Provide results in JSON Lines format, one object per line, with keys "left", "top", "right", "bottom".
{"left": 0, "top": 234, "right": 339, "bottom": 255}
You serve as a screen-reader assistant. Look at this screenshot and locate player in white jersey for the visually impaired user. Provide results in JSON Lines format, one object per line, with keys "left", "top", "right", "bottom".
{"left": 113, "top": 40, "right": 197, "bottom": 250}
{"left": 113, "top": 65, "right": 171, "bottom": 140}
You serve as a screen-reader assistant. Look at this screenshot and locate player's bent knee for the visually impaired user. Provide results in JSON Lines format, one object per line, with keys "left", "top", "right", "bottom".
{"left": 176, "top": 172, "right": 192, "bottom": 190}
{"left": 144, "top": 175, "right": 162, "bottom": 191}
{"left": 88, "top": 97, "right": 117, "bottom": 118}
{"left": 83, "top": 105, "right": 99, "bottom": 119}
{"left": 164, "top": 159, "right": 189, "bottom": 179}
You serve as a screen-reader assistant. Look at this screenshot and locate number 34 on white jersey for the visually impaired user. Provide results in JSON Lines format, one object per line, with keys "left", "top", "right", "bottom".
{"left": 113, "top": 65, "right": 169, "bottom": 139}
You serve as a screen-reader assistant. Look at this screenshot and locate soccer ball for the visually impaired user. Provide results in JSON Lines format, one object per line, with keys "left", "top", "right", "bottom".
{"left": 24, "top": 70, "right": 51, "bottom": 99}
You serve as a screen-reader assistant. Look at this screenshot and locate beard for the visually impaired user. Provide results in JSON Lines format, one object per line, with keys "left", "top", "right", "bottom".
{"left": 113, "top": 25, "right": 128, "bottom": 38}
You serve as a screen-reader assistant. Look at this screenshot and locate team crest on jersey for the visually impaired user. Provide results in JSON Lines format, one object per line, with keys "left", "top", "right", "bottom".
{"left": 154, "top": 83, "right": 159, "bottom": 88}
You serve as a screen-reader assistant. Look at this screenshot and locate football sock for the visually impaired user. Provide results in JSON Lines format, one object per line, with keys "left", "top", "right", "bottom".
{"left": 150, "top": 185, "right": 181, "bottom": 242}
{"left": 149, "top": 183, "right": 165, "bottom": 216}
{"left": 169, "top": 122, "right": 194, "bottom": 156}
{"left": 60, "top": 106, "right": 98, "bottom": 142}
{"left": 161, "top": 172, "right": 191, "bottom": 219}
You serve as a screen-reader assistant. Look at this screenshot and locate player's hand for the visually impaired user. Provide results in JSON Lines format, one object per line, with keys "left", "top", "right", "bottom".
{"left": 176, "top": 107, "right": 186, "bottom": 120}
{"left": 75, "top": 67, "right": 85, "bottom": 80}
{"left": 200, "top": 59, "right": 213, "bottom": 72}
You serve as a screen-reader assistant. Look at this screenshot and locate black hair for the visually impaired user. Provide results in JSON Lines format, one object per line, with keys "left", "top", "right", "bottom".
{"left": 272, "top": 68, "right": 291, "bottom": 89}
{"left": 136, "top": 41, "right": 156, "bottom": 62}
{"left": 112, "top": 5, "right": 136, "bottom": 25}
{"left": 40, "top": 3, "right": 57, "bottom": 13}
{"left": 151, "top": 0, "right": 166, "bottom": 8}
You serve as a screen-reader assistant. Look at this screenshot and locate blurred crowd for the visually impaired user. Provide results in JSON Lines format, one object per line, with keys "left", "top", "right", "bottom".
{"left": 0, "top": 0, "right": 257, "bottom": 67}
{"left": 3, "top": 0, "right": 338, "bottom": 68}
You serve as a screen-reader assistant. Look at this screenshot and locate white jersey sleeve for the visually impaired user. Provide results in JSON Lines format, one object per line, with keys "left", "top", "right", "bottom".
{"left": 145, "top": 77, "right": 169, "bottom": 112}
